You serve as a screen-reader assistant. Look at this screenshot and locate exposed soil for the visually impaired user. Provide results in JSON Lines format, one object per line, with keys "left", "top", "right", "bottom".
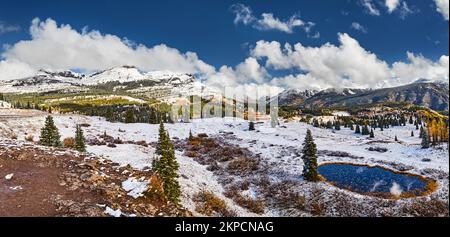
{"left": 0, "top": 140, "right": 190, "bottom": 217}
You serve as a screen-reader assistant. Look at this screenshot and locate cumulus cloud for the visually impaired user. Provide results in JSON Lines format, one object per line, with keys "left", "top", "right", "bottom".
{"left": 1, "top": 18, "right": 215, "bottom": 80}
{"left": 351, "top": 22, "right": 368, "bottom": 33}
{"left": 252, "top": 33, "right": 392, "bottom": 89}
{"left": 0, "top": 18, "right": 447, "bottom": 95}
{"left": 230, "top": 3, "right": 317, "bottom": 35}
{"left": 252, "top": 33, "right": 448, "bottom": 90}
{"left": 0, "top": 21, "right": 20, "bottom": 34}
{"left": 434, "top": 0, "right": 449, "bottom": 20}
{"left": 385, "top": 0, "right": 400, "bottom": 13}
{"left": 0, "top": 60, "right": 36, "bottom": 81}
{"left": 392, "top": 53, "right": 449, "bottom": 84}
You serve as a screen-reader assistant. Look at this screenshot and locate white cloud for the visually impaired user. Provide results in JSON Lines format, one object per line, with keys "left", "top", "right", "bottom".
{"left": 361, "top": 0, "right": 381, "bottom": 16}
{"left": 0, "top": 21, "right": 20, "bottom": 34}
{"left": 252, "top": 33, "right": 392, "bottom": 89}
{"left": 0, "top": 18, "right": 447, "bottom": 95}
{"left": 392, "top": 52, "right": 449, "bottom": 84}
{"left": 385, "top": 0, "right": 400, "bottom": 13}
{"left": 252, "top": 33, "right": 449, "bottom": 90}
{"left": 434, "top": 0, "right": 449, "bottom": 20}
{"left": 0, "top": 60, "right": 36, "bottom": 81}
{"left": 230, "top": 3, "right": 317, "bottom": 35}
{"left": 351, "top": 22, "right": 368, "bottom": 33}
{"left": 1, "top": 18, "right": 215, "bottom": 80}
{"left": 230, "top": 3, "right": 255, "bottom": 25}
{"left": 206, "top": 57, "right": 268, "bottom": 88}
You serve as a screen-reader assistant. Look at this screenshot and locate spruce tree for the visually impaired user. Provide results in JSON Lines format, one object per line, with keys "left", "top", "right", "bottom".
{"left": 421, "top": 130, "right": 430, "bottom": 149}
{"left": 362, "top": 124, "right": 370, "bottom": 135}
{"left": 249, "top": 121, "right": 255, "bottom": 131}
{"left": 301, "top": 129, "right": 320, "bottom": 182}
{"left": 334, "top": 121, "right": 341, "bottom": 130}
{"left": 189, "top": 130, "right": 194, "bottom": 141}
{"left": 39, "top": 116, "right": 61, "bottom": 147}
{"left": 74, "top": 125, "right": 86, "bottom": 152}
{"left": 395, "top": 135, "right": 398, "bottom": 142}
{"left": 370, "top": 129, "right": 375, "bottom": 138}
{"left": 411, "top": 131, "right": 414, "bottom": 137}
{"left": 154, "top": 121, "right": 181, "bottom": 204}
{"left": 355, "top": 125, "right": 361, "bottom": 134}
{"left": 125, "top": 109, "right": 135, "bottom": 123}
{"left": 419, "top": 126, "right": 424, "bottom": 138}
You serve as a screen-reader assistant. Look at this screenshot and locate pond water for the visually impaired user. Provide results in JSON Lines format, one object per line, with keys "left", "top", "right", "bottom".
{"left": 318, "top": 163, "right": 429, "bottom": 197}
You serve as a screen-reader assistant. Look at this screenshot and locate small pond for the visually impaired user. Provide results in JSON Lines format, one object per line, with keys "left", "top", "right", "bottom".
{"left": 318, "top": 163, "right": 433, "bottom": 198}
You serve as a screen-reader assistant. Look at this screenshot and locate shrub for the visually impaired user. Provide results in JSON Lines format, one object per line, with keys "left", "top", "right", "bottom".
{"left": 25, "top": 135, "right": 34, "bottom": 142}
{"left": 63, "top": 137, "right": 76, "bottom": 148}
{"left": 227, "top": 157, "right": 259, "bottom": 174}
{"left": 10, "top": 133, "right": 18, "bottom": 140}
{"left": 145, "top": 174, "right": 166, "bottom": 203}
{"left": 194, "top": 190, "right": 236, "bottom": 217}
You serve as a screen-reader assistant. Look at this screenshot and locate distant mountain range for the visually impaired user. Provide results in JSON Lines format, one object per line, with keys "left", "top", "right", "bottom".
{"left": 1, "top": 66, "right": 448, "bottom": 111}
{"left": 277, "top": 80, "right": 449, "bottom": 111}
{"left": 0, "top": 66, "right": 199, "bottom": 95}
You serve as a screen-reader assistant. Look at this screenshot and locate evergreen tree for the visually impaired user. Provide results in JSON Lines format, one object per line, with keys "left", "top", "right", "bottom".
{"left": 370, "top": 129, "right": 375, "bottom": 138}
{"left": 395, "top": 135, "right": 398, "bottom": 142}
{"left": 355, "top": 125, "right": 361, "bottom": 134}
{"left": 326, "top": 121, "right": 333, "bottom": 129}
{"left": 125, "top": 109, "right": 135, "bottom": 123}
{"left": 411, "top": 131, "right": 414, "bottom": 137}
{"left": 301, "top": 129, "right": 320, "bottom": 182}
{"left": 249, "top": 121, "right": 255, "bottom": 131}
{"left": 419, "top": 126, "right": 424, "bottom": 138}
{"left": 334, "top": 121, "right": 341, "bottom": 130}
{"left": 39, "top": 116, "right": 61, "bottom": 147}
{"left": 362, "top": 124, "right": 370, "bottom": 135}
{"left": 189, "top": 130, "right": 194, "bottom": 141}
{"left": 409, "top": 116, "right": 414, "bottom": 124}
{"left": 74, "top": 125, "right": 86, "bottom": 152}
{"left": 153, "top": 122, "right": 181, "bottom": 204}
{"left": 421, "top": 130, "right": 430, "bottom": 149}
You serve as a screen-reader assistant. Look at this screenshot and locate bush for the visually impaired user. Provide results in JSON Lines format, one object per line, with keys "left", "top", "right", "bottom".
{"left": 145, "top": 174, "right": 166, "bottom": 203}
{"left": 25, "top": 135, "right": 34, "bottom": 142}
{"left": 227, "top": 157, "right": 259, "bottom": 174}
{"left": 10, "top": 133, "right": 18, "bottom": 140}
{"left": 194, "top": 190, "right": 236, "bottom": 217}
{"left": 63, "top": 137, "right": 76, "bottom": 148}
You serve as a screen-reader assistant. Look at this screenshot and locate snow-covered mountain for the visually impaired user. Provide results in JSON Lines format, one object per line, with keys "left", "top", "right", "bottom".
{"left": 0, "top": 66, "right": 198, "bottom": 95}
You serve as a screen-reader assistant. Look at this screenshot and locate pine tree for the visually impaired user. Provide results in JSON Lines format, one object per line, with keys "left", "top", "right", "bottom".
{"left": 39, "top": 116, "right": 61, "bottom": 147}
{"left": 421, "top": 130, "right": 430, "bottom": 149}
{"left": 370, "top": 129, "right": 375, "bottom": 138}
{"left": 419, "top": 126, "right": 424, "bottom": 138}
{"left": 362, "top": 124, "right": 370, "bottom": 135}
{"left": 189, "top": 130, "right": 194, "bottom": 141}
{"left": 395, "top": 135, "right": 398, "bottom": 142}
{"left": 125, "top": 109, "right": 135, "bottom": 123}
{"left": 74, "top": 125, "right": 86, "bottom": 152}
{"left": 249, "top": 121, "right": 255, "bottom": 131}
{"left": 411, "top": 131, "right": 414, "bottom": 137}
{"left": 301, "top": 129, "right": 320, "bottom": 182}
{"left": 334, "top": 121, "right": 341, "bottom": 130}
{"left": 326, "top": 121, "right": 333, "bottom": 129}
{"left": 153, "top": 122, "right": 181, "bottom": 204}
{"left": 355, "top": 125, "right": 361, "bottom": 134}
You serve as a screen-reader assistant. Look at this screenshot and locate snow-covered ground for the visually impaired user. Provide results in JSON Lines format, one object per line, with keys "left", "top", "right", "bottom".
{"left": 1, "top": 110, "right": 448, "bottom": 216}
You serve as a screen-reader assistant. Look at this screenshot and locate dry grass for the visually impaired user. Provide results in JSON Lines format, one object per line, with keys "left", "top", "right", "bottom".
{"left": 194, "top": 190, "right": 236, "bottom": 217}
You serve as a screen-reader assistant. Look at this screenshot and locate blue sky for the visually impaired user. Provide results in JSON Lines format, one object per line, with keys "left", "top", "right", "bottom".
{"left": 0, "top": 0, "right": 448, "bottom": 90}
